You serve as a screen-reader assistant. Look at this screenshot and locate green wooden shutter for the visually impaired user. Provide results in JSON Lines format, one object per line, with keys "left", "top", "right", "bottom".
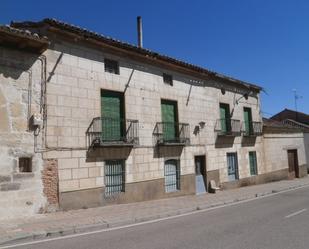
{"left": 101, "top": 91, "right": 124, "bottom": 141}
{"left": 244, "top": 108, "right": 252, "bottom": 135}
{"left": 161, "top": 101, "right": 177, "bottom": 141}
{"left": 220, "top": 104, "right": 230, "bottom": 133}
{"left": 249, "top": 151, "right": 257, "bottom": 175}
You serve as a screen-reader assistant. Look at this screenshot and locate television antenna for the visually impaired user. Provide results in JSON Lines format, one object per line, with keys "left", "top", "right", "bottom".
{"left": 292, "top": 89, "right": 303, "bottom": 120}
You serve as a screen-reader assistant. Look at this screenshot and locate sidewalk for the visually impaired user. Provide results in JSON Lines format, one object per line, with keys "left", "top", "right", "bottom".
{"left": 1, "top": 177, "right": 309, "bottom": 246}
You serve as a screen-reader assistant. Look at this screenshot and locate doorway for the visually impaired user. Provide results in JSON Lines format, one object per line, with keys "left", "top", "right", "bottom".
{"left": 195, "top": 155, "right": 207, "bottom": 194}
{"left": 227, "top": 153, "right": 239, "bottom": 181}
{"left": 287, "top": 150, "right": 299, "bottom": 179}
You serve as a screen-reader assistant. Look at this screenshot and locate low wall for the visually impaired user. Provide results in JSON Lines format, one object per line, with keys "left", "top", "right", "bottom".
{"left": 221, "top": 168, "right": 289, "bottom": 189}
{"left": 59, "top": 174, "right": 195, "bottom": 210}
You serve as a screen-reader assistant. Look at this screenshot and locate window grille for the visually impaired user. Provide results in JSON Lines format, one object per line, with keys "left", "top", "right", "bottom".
{"left": 164, "top": 159, "right": 180, "bottom": 192}
{"left": 104, "top": 160, "right": 125, "bottom": 196}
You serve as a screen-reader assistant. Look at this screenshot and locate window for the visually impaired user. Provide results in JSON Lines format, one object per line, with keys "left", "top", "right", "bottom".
{"left": 104, "top": 160, "right": 125, "bottom": 196}
{"left": 163, "top": 73, "right": 173, "bottom": 86}
{"left": 104, "top": 58, "right": 119, "bottom": 74}
{"left": 164, "top": 159, "right": 180, "bottom": 192}
{"left": 101, "top": 90, "right": 124, "bottom": 141}
{"left": 243, "top": 107, "right": 253, "bottom": 135}
{"left": 161, "top": 100, "right": 178, "bottom": 142}
{"left": 19, "top": 157, "right": 32, "bottom": 172}
{"left": 249, "top": 151, "right": 258, "bottom": 175}
{"left": 220, "top": 103, "right": 231, "bottom": 133}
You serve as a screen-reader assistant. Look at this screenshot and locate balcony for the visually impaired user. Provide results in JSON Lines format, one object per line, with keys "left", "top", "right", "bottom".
{"left": 153, "top": 122, "right": 190, "bottom": 146}
{"left": 86, "top": 117, "right": 139, "bottom": 149}
{"left": 215, "top": 118, "right": 241, "bottom": 136}
{"left": 242, "top": 121, "right": 263, "bottom": 136}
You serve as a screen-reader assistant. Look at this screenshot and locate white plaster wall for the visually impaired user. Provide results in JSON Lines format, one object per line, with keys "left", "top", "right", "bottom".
{"left": 304, "top": 133, "right": 309, "bottom": 170}
{"left": 263, "top": 133, "right": 307, "bottom": 173}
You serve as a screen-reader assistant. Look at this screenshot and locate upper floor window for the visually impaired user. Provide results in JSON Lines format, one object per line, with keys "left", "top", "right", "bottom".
{"left": 104, "top": 58, "right": 119, "bottom": 75}
{"left": 163, "top": 73, "right": 173, "bottom": 86}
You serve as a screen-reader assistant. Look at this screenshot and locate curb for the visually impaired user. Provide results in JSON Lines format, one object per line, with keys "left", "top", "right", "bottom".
{"left": 1, "top": 181, "right": 309, "bottom": 247}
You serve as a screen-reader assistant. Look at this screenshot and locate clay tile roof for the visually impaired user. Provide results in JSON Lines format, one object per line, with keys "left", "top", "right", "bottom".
{"left": 12, "top": 18, "right": 262, "bottom": 91}
{"left": 0, "top": 24, "right": 49, "bottom": 53}
{"left": 0, "top": 25, "right": 48, "bottom": 42}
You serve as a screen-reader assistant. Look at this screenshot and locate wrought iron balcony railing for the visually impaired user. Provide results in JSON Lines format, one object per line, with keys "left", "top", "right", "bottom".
{"left": 86, "top": 117, "right": 139, "bottom": 149}
{"left": 242, "top": 121, "right": 263, "bottom": 136}
{"left": 153, "top": 122, "right": 190, "bottom": 145}
{"left": 215, "top": 118, "right": 241, "bottom": 136}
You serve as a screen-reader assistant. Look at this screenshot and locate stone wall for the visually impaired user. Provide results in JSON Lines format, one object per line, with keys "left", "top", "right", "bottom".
{"left": 41, "top": 39, "right": 265, "bottom": 209}
{"left": 0, "top": 47, "right": 47, "bottom": 217}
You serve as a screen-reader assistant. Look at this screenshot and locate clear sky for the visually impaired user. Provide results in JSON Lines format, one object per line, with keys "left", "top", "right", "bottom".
{"left": 2, "top": 0, "right": 309, "bottom": 117}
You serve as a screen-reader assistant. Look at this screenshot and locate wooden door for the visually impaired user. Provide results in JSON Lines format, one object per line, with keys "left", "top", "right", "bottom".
{"left": 227, "top": 153, "right": 239, "bottom": 181}
{"left": 288, "top": 150, "right": 299, "bottom": 179}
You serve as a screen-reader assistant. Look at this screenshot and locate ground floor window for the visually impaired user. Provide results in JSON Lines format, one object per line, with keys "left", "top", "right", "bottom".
{"left": 104, "top": 160, "right": 125, "bottom": 196}
{"left": 227, "top": 153, "right": 239, "bottom": 181}
{"left": 249, "top": 151, "right": 258, "bottom": 175}
{"left": 164, "top": 159, "right": 180, "bottom": 192}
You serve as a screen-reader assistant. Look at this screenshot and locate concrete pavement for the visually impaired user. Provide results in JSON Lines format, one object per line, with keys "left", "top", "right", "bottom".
{"left": 1, "top": 177, "right": 309, "bottom": 247}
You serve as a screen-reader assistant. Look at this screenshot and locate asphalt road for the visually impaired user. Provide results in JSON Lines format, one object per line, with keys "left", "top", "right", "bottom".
{"left": 5, "top": 186, "right": 309, "bottom": 249}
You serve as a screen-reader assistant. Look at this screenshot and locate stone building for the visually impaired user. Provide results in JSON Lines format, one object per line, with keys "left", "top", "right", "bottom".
{"left": 270, "top": 109, "right": 309, "bottom": 172}
{"left": 0, "top": 25, "right": 52, "bottom": 217}
{"left": 0, "top": 19, "right": 307, "bottom": 217}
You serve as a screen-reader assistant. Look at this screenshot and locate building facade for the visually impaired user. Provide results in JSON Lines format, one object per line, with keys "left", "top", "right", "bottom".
{"left": 0, "top": 19, "right": 307, "bottom": 217}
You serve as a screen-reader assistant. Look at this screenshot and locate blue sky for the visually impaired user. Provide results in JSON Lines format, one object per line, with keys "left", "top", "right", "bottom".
{"left": 2, "top": 0, "right": 309, "bottom": 117}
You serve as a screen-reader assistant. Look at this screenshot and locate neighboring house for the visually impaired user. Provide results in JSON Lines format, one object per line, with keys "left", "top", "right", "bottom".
{"left": 0, "top": 18, "right": 307, "bottom": 218}
{"left": 271, "top": 108, "right": 309, "bottom": 125}
{"left": 270, "top": 109, "right": 309, "bottom": 172}
{"left": 0, "top": 25, "right": 52, "bottom": 216}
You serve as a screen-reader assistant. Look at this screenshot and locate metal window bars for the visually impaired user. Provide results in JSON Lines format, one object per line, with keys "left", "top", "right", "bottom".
{"left": 242, "top": 121, "right": 263, "bottom": 136}
{"left": 153, "top": 122, "right": 190, "bottom": 145}
{"left": 214, "top": 118, "right": 241, "bottom": 136}
{"left": 104, "top": 160, "right": 125, "bottom": 196}
{"left": 86, "top": 117, "right": 139, "bottom": 149}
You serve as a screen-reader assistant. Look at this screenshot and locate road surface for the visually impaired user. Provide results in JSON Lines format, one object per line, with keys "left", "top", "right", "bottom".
{"left": 4, "top": 186, "right": 309, "bottom": 249}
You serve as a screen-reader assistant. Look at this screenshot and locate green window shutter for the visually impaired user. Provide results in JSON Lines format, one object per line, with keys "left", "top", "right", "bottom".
{"left": 161, "top": 100, "right": 177, "bottom": 141}
{"left": 244, "top": 108, "right": 253, "bottom": 135}
{"left": 249, "top": 151, "right": 258, "bottom": 175}
{"left": 220, "top": 106, "right": 227, "bottom": 132}
{"left": 101, "top": 91, "right": 124, "bottom": 141}
{"left": 220, "top": 104, "right": 230, "bottom": 132}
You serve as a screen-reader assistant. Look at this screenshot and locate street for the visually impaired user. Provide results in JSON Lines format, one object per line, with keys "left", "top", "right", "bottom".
{"left": 4, "top": 186, "right": 309, "bottom": 249}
